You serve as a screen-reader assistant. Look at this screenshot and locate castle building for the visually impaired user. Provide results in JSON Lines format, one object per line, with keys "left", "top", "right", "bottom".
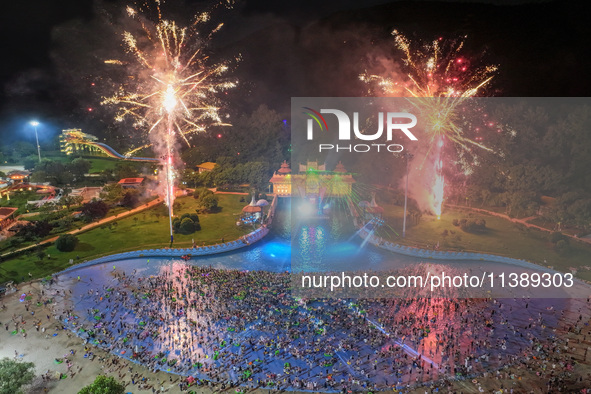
{"left": 269, "top": 160, "right": 355, "bottom": 198}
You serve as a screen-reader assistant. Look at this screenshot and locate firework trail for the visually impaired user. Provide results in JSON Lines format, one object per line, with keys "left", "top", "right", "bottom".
{"left": 360, "top": 30, "right": 497, "bottom": 218}
{"left": 102, "top": 1, "right": 236, "bottom": 242}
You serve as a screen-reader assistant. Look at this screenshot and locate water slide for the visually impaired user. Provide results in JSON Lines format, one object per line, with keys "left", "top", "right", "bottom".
{"left": 60, "top": 129, "right": 159, "bottom": 163}
{"left": 91, "top": 142, "right": 159, "bottom": 163}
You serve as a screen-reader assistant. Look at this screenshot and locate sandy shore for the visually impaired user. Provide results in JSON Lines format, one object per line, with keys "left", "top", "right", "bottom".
{"left": 0, "top": 281, "right": 191, "bottom": 394}
{"left": 1, "top": 280, "right": 590, "bottom": 393}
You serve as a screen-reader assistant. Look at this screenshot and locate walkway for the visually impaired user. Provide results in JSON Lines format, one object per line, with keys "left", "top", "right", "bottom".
{"left": 1, "top": 197, "right": 163, "bottom": 259}
{"left": 446, "top": 204, "right": 591, "bottom": 244}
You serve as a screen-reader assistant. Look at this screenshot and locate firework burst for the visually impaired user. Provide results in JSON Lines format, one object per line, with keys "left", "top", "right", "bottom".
{"left": 361, "top": 30, "right": 497, "bottom": 218}
{"left": 102, "top": 1, "right": 236, "bottom": 243}
{"left": 361, "top": 30, "right": 497, "bottom": 99}
{"left": 102, "top": 3, "right": 236, "bottom": 152}
{"left": 360, "top": 30, "right": 497, "bottom": 153}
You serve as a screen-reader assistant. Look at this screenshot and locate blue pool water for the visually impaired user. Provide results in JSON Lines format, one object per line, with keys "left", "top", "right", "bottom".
{"left": 59, "top": 198, "right": 587, "bottom": 299}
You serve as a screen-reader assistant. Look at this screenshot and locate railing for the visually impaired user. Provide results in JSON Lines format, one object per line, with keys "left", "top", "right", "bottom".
{"left": 265, "top": 194, "right": 278, "bottom": 227}
{"left": 27, "top": 197, "right": 60, "bottom": 207}
{"left": 358, "top": 227, "right": 556, "bottom": 273}
{"left": 59, "top": 226, "right": 270, "bottom": 274}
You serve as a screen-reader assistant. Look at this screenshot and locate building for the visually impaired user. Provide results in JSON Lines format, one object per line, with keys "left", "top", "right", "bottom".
{"left": 196, "top": 162, "right": 217, "bottom": 173}
{"left": 299, "top": 162, "right": 325, "bottom": 172}
{"left": 240, "top": 195, "right": 264, "bottom": 225}
{"left": 269, "top": 160, "right": 355, "bottom": 199}
{"left": 269, "top": 161, "right": 292, "bottom": 196}
{"left": 117, "top": 178, "right": 145, "bottom": 189}
{"left": 7, "top": 170, "right": 30, "bottom": 184}
{"left": 0, "top": 207, "right": 18, "bottom": 231}
{"left": 71, "top": 187, "right": 102, "bottom": 203}
{"left": 60, "top": 129, "right": 100, "bottom": 155}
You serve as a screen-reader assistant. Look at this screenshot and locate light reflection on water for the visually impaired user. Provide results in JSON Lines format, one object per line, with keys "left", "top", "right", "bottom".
{"left": 62, "top": 198, "right": 584, "bottom": 300}
{"left": 51, "top": 199, "right": 590, "bottom": 389}
{"left": 59, "top": 197, "right": 553, "bottom": 276}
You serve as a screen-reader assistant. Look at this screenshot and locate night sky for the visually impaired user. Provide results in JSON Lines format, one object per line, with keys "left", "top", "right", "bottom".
{"left": 0, "top": 0, "right": 589, "bottom": 144}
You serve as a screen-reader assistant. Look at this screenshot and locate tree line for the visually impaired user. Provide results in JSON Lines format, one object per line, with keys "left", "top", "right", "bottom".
{"left": 452, "top": 102, "right": 591, "bottom": 231}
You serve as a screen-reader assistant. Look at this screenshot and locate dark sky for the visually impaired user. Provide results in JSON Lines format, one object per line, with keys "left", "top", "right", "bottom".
{"left": 0, "top": 0, "right": 589, "bottom": 144}
{"left": 0, "top": 0, "right": 391, "bottom": 106}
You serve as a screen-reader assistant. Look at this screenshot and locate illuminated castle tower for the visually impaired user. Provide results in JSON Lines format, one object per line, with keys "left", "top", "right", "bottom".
{"left": 269, "top": 161, "right": 292, "bottom": 196}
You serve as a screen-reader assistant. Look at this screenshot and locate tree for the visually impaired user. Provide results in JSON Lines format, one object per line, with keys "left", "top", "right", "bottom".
{"left": 192, "top": 187, "right": 211, "bottom": 200}
{"left": 180, "top": 218, "right": 195, "bottom": 233}
{"left": 555, "top": 239, "right": 571, "bottom": 255}
{"left": 114, "top": 162, "right": 140, "bottom": 179}
{"left": 213, "top": 166, "right": 240, "bottom": 187}
{"left": 99, "top": 169, "right": 115, "bottom": 183}
{"left": 78, "top": 375, "right": 125, "bottom": 394}
{"left": 121, "top": 190, "right": 140, "bottom": 208}
{"left": 68, "top": 158, "right": 92, "bottom": 181}
{"left": 180, "top": 213, "right": 199, "bottom": 223}
{"left": 180, "top": 148, "right": 205, "bottom": 169}
{"left": 31, "top": 159, "right": 74, "bottom": 186}
{"left": 459, "top": 218, "right": 487, "bottom": 233}
{"left": 10, "top": 141, "right": 35, "bottom": 162}
{"left": 549, "top": 232, "right": 568, "bottom": 244}
{"left": 193, "top": 188, "right": 219, "bottom": 211}
{"left": 468, "top": 103, "right": 591, "bottom": 227}
{"left": 22, "top": 156, "right": 38, "bottom": 171}
{"left": 100, "top": 184, "right": 125, "bottom": 205}
{"left": 220, "top": 105, "right": 287, "bottom": 165}
{"left": 29, "top": 170, "right": 48, "bottom": 183}
{"left": 16, "top": 221, "right": 53, "bottom": 241}
{"left": 0, "top": 358, "right": 35, "bottom": 394}
{"left": 242, "top": 162, "right": 269, "bottom": 190}
{"left": 60, "top": 195, "right": 84, "bottom": 209}
{"left": 38, "top": 201, "right": 58, "bottom": 214}
{"left": 198, "top": 170, "right": 215, "bottom": 187}
{"left": 55, "top": 234, "right": 79, "bottom": 252}
{"left": 81, "top": 200, "right": 109, "bottom": 220}
{"left": 199, "top": 194, "right": 219, "bottom": 211}
{"left": 181, "top": 169, "right": 202, "bottom": 188}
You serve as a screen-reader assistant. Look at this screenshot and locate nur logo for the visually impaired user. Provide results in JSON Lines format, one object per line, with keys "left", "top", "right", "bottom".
{"left": 303, "top": 107, "right": 418, "bottom": 153}
{"left": 302, "top": 107, "right": 329, "bottom": 139}
{"left": 303, "top": 107, "right": 418, "bottom": 141}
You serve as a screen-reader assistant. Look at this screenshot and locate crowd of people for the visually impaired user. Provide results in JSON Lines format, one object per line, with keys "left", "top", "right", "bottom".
{"left": 40, "top": 262, "right": 591, "bottom": 392}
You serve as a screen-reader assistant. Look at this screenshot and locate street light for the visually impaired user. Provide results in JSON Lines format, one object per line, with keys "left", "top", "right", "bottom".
{"left": 30, "top": 121, "right": 41, "bottom": 162}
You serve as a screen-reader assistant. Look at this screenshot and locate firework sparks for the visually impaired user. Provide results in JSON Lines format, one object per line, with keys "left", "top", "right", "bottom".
{"left": 361, "top": 30, "right": 497, "bottom": 218}
{"left": 361, "top": 30, "right": 497, "bottom": 99}
{"left": 361, "top": 30, "right": 496, "bottom": 152}
{"left": 433, "top": 138, "right": 445, "bottom": 220}
{"left": 102, "top": 8, "right": 235, "bottom": 151}
{"left": 102, "top": 1, "right": 236, "bottom": 243}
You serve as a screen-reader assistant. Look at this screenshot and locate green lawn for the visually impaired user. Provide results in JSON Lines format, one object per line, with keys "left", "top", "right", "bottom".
{"left": 0, "top": 190, "right": 40, "bottom": 214}
{"left": 24, "top": 152, "right": 122, "bottom": 174}
{"left": 377, "top": 204, "right": 591, "bottom": 281}
{"left": 86, "top": 157, "right": 121, "bottom": 173}
{"left": 38, "top": 151, "right": 71, "bottom": 163}
{"left": 5, "top": 194, "right": 590, "bottom": 285}
{"left": 0, "top": 194, "right": 251, "bottom": 283}
{"left": 44, "top": 154, "right": 121, "bottom": 174}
